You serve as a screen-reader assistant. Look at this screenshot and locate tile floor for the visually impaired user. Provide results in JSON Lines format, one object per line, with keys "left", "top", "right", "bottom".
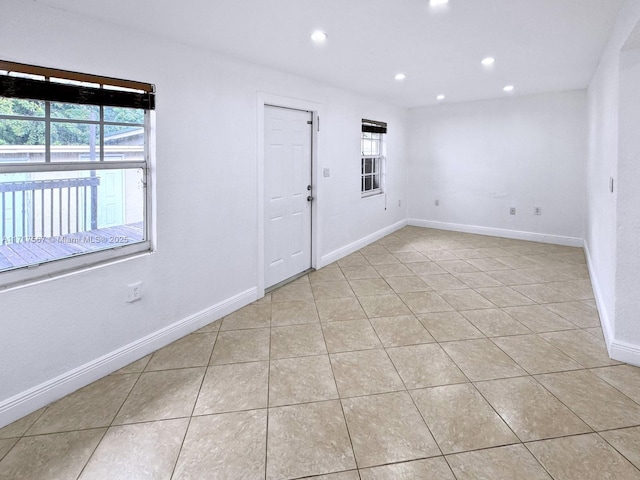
{"left": 2, "top": 226, "right": 640, "bottom": 479}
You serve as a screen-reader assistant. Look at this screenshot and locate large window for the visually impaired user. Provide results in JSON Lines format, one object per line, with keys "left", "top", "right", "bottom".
{"left": 0, "top": 61, "right": 155, "bottom": 284}
{"left": 361, "top": 119, "right": 386, "bottom": 197}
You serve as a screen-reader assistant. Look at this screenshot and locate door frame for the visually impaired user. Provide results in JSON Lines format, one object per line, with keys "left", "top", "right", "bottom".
{"left": 257, "top": 93, "right": 322, "bottom": 297}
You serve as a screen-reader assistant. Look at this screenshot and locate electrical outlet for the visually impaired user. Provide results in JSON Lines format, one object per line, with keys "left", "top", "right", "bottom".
{"left": 510, "top": 207, "right": 516, "bottom": 215}
{"left": 323, "top": 168, "right": 330, "bottom": 178}
{"left": 127, "top": 281, "right": 143, "bottom": 303}
{"left": 435, "top": 200, "right": 440, "bottom": 206}
{"left": 534, "top": 207, "right": 541, "bottom": 215}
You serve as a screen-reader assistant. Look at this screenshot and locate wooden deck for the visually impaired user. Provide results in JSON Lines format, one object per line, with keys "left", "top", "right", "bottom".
{"left": 0, "top": 222, "right": 144, "bottom": 271}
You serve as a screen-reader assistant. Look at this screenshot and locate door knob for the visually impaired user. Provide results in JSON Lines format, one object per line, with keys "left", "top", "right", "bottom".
{"left": 307, "top": 195, "right": 314, "bottom": 202}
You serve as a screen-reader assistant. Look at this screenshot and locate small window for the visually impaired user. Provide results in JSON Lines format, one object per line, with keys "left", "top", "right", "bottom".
{"left": 0, "top": 60, "right": 155, "bottom": 284}
{"left": 361, "top": 119, "right": 386, "bottom": 197}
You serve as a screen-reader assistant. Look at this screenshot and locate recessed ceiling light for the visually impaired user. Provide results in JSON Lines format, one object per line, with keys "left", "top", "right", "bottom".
{"left": 503, "top": 85, "right": 514, "bottom": 92}
{"left": 310, "top": 31, "right": 327, "bottom": 43}
{"left": 481, "top": 57, "right": 496, "bottom": 66}
{"left": 429, "top": 0, "right": 449, "bottom": 6}
{"left": 436, "top": 94, "right": 446, "bottom": 101}
{"left": 394, "top": 73, "right": 406, "bottom": 81}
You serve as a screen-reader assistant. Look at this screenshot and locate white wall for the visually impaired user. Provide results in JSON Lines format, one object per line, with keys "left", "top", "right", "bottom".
{"left": 0, "top": 0, "right": 407, "bottom": 426}
{"left": 586, "top": 0, "right": 640, "bottom": 364}
{"left": 407, "top": 91, "right": 586, "bottom": 244}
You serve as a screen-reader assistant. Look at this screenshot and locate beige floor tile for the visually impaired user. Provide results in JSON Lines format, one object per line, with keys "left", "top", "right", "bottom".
{"left": 370, "top": 315, "right": 435, "bottom": 347}
{"left": 407, "top": 261, "right": 448, "bottom": 276}
{"left": 455, "top": 271, "right": 503, "bottom": 288}
{"left": 79, "top": 418, "right": 188, "bottom": 480}
{"left": 359, "top": 293, "right": 412, "bottom": 317}
{"left": 527, "top": 433, "right": 640, "bottom": 480}
{"left": 487, "top": 269, "right": 538, "bottom": 286}
{"left": 0, "top": 439, "right": 17, "bottom": 461}
{"left": 384, "top": 275, "right": 431, "bottom": 293}
{"left": 309, "top": 268, "right": 346, "bottom": 284}
{"left": 523, "top": 267, "right": 574, "bottom": 283}
{"left": 210, "top": 328, "right": 270, "bottom": 365}
{"left": 418, "top": 312, "right": 484, "bottom": 342}
{"left": 547, "top": 280, "right": 595, "bottom": 301}
{"left": 342, "top": 392, "right": 439, "bottom": 468}
{"left": 267, "top": 401, "right": 356, "bottom": 479}
{"left": 411, "top": 384, "right": 518, "bottom": 454}
{"left": 253, "top": 293, "right": 272, "bottom": 305}
{"left": 311, "top": 281, "right": 355, "bottom": 300}
{"left": 475, "top": 287, "right": 536, "bottom": 307}
{"left": 496, "top": 255, "right": 544, "bottom": 270}
{"left": 330, "top": 349, "right": 404, "bottom": 397}
{"left": 174, "top": 410, "right": 266, "bottom": 480}
{"left": 492, "top": 335, "right": 582, "bottom": 374}
{"left": 600, "top": 427, "right": 640, "bottom": 470}
{"left": 441, "top": 339, "right": 527, "bottom": 381}
{"left": 112, "top": 354, "right": 152, "bottom": 375}
{"left": 453, "top": 248, "right": 489, "bottom": 259}
{"left": 393, "top": 251, "right": 427, "bottom": 263}
{"left": 359, "top": 457, "right": 455, "bottom": 480}
{"left": 349, "top": 278, "right": 394, "bottom": 297}
{"left": 113, "top": 368, "right": 205, "bottom": 425}
{"left": 269, "top": 355, "right": 338, "bottom": 407}
{"left": 0, "top": 408, "right": 46, "bottom": 439}
{"left": 475, "top": 376, "right": 590, "bottom": 441}
{"left": 399, "top": 291, "right": 453, "bottom": 314}
{"left": 584, "top": 326, "right": 605, "bottom": 340}
{"left": 271, "top": 323, "right": 327, "bottom": 359}
{"left": 387, "top": 344, "right": 467, "bottom": 389}
{"left": 540, "top": 330, "right": 618, "bottom": 368}
{"left": 322, "top": 319, "right": 382, "bottom": 353}
{"left": 146, "top": 333, "right": 216, "bottom": 371}
{"left": 461, "top": 309, "right": 531, "bottom": 337}
{"left": 420, "top": 273, "right": 468, "bottom": 290}
{"left": 535, "top": 370, "right": 640, "bottom": 431}
{"left": 272, "top": 282, "right": 315, "bottom": 303}
{"left": 512, "top": 284, "right": 573, "bottom": 304}
{"left": 306, "top": 472, "right": 360, "bottom": 480}
{"left": 436, "top": 260, "right": 480, "bottom": 274}
{"left": 194, "top": 361, "right": 268, "bottom": 415}
{"left": 0, "top": 429, "right": 105, "bottom": 480}
{"left": 271, "top": 301, "right": 320, "bottom": 326}
{"left": 439, "top": 289, "right": 496, "bottom": 310}
{"left": 338, "top": 254, "right": 370, "bottom": 268}
{"left": 360, "top": 245, "right": 390, "bottom": 256}
{"left": 502, "top": 305, "right": 575, "bottom": 332}
{"left": 373, "top": 263, "right": 413, "bottom": 278}
{"left": 221, "top": 304, "right": 271, "bottom": 330}
{"left": 590, "top": 364, "right": 640, "bottom": 404}
{"left": 447, "top": 444, "right": 551, "bottom": 480}
{"left": 341, "top": 265, "right": 379, "bottom": 280}
{"left": 424, "top": 250, "right": 459, "bottom": 261}
{"left": 464, "top": 258, "right": 511, "bottom": 272}
{"left": 27, "top": 374, "right": 138, "bottom": 435}
{"left": 316, "top": 297, "right": 367, "bottom": 322}
{"left": 543, "top": 301, "right": 600, "bottom": 328}
{"left": 364, "top": 253, "right": 400, "bottom": 266}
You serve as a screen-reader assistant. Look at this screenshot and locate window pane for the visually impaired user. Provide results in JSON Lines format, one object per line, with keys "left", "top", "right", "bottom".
{"left": 50, "top": 122, "right": 100, "bottom": 162}
{"left": 372, "top": 174, "right": 380, "bottom": 190}
{"left": 364, "top": 176, "right": 372, "bottom": 191}
{"left": 0, "top": 168, "right": 145, "bottom": 272}
{"left": 104, "top": 125, "right": 144, "bottom": 161}
{"left": 0, "top": 119, "right": 46, "bottom": 162}
{"left": 104, "top": 107, "right": 144, "bottom": 124}
{"left": 365, "top": 158, "right": 373, "bottom": 174}
{"left": 0, "top": 97, "right": 45, "bottom": 117}
{"left": 51, "top": 103, "right": 99, "bottom": 121}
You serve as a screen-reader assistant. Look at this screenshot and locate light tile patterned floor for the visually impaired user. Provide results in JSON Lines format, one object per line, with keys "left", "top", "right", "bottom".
{"left": 2, "top": 226, "right": 640, "bottom": 479}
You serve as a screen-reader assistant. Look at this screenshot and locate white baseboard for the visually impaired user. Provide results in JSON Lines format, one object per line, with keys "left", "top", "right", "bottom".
{"left": 584, "top": 241, "right": 640, "bottom": 367}
{"left": 407, "top": 219, "right": 583, "bottom": 247}
{"left": 319, "top": 219, "right": 408, "bottom": 268}
{"left": 0, "top": 287, "right": 257, "bottom": 429}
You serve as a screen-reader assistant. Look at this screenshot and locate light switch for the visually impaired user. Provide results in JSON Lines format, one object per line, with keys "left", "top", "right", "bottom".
{"left": 323, "top": 168, "right": 330, "bottom": 178}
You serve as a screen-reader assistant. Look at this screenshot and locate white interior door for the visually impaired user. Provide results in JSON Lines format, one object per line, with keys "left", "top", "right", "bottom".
{"left": 264, "top": 105, "right": 313, "bottom": 288}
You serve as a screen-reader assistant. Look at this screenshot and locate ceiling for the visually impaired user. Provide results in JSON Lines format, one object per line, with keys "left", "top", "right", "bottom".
{"left": 37, "top": 0, "right": 625, "bottom": 108}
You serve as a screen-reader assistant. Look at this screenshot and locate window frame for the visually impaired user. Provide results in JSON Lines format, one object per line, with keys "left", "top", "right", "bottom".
{"left": 0, "top": 61, "right": 154, "bottom": 288}
{"left": 361, "top": 120, "right": 386, "bottom": 198}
